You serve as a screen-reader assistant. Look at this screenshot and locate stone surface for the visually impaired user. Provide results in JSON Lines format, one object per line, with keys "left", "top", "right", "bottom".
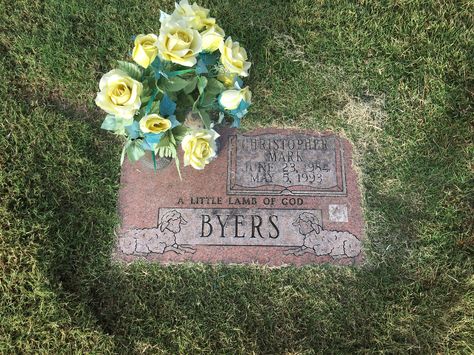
{"left": 115, "top": 128, "right": 365, "bottom": 266}
{"left": 328, "top": 204, "right": 349, "bottom": 223}
{"left": 227, "top": 134, "right": 345, "bottom": 195}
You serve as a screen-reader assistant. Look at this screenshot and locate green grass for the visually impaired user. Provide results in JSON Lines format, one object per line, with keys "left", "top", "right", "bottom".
{"left": 1, "top": 0, "right": 473, "bottom": 353}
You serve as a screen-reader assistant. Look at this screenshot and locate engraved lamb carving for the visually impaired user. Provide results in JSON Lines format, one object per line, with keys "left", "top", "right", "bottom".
{"left": 285, "top": 212, "right": 361, "bottom": 258}
{"left": 119, "top": 210, "right": 195, "bottom": 255}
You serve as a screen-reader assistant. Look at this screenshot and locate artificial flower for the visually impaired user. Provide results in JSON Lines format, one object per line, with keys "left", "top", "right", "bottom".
{"left": 173, "top": 0, "right": 214, "bottom": 30}
{"left": 201, "top": 24, "right": 225, "bottom": 52}
{"left": 218, "top": 87, "right": 252, "bottom": 110}
{"left": 181, "top": 129, "right": 219, "bottom": 169}
{"left": 132, "top": 34, "right": 159, "bottom": 68}
{"left": 95, "top": 69, "right": 142, "bottom": 119}
{"left": 139, "top": 114, "right": 172, "bottom": 134}
{"left": 219, "top": 37, "right": 251, "bottom": 77}
{"left": 157, "top": 20, "right": 202, "bottom": 67}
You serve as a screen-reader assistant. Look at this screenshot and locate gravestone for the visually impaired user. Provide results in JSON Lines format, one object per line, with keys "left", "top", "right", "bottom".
{"left": 116, "top": 128, "right": 364, "bottom": 266}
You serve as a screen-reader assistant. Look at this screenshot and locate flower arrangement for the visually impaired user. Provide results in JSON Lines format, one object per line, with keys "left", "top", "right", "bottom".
{"left": 95, "top": 0, "right": 252, "bottom": 173}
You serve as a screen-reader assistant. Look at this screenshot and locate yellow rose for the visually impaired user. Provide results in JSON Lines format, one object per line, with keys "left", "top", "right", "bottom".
{"left": 217, "top": 69, "right": 237, "bottom": 88}
{"left": 132, "top": 34, "right": 159, "bottom": 68}
{"left": 157, "top": 20, "right": 202, "bottom": 67}
{"left": 95, "top": 69, "right": 143, "bottom": 119}
{"left": 218, "top": 87, "right": 252, "bottom": 110}
{"left": 219, "top": 37, "right": 251, "bottom": 77}
{"left": 173, "top": 0, "right": 214, "bottom": 30}
{"left": 181, "top": 129, "right": 219, "bottom": 170}
{"left": 201, "top": 24, "right": 225, "bottom": 52}
{"left": 139, "top": 114, "right": 171, "bottom": 134}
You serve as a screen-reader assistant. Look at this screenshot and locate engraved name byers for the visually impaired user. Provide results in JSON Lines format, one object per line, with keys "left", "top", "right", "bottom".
{"left": 119, "top": 208, "right": 361, "bottom": 258}
{"left": 163, "top": 208, "right": 319, "bottom": 246}
{"left": 227, "top": 133, "right": 347, "bottom": 196}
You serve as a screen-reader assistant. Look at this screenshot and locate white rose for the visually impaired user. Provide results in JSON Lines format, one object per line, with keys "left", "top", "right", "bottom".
{"left": 132, "top": 34, "right": 159, "bottom": 68}
{"left": 201, "top": 24, "right": 225, "bottom": 52}
{"left": 218, "top": 87, "right": 252, "bottom": 110}
{"left": 173, "top": 0, "right": 215, "bottom": 30}
{"left": 181, "top": 129, "right": 219, "bottom": 170}
{"left": 157, "top": 20, "right": 202, "bottom": 67}
{"left": 95, "top": 69, "right": 143, "bottom": 119}
{"left": 139, "top": 114, "right": 172, "bottom": 134}
{"left": 219, "top": 37, "right": 251, "bottom": 77}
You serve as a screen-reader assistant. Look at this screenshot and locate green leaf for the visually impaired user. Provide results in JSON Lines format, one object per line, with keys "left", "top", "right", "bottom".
{"left": 154, "top": 133, "right": 177, "bottom": 159}
{"left": 140, "top": 77, "right": 156, "bottom": 100}
{"left": 144, "top": 89, "right": 159, "bottom": 115}
{"left": 155, "top": 145, "right": 175, "bottom": 158}
{"left": 101, "top": 115, "right": 118, "bottom": 131}
{"left": 159, "top": 76, "right": 189, "bottom": 92}
{"left": 201, "top": 92, "right": 218, "bottom": 107}
{"left": 142, "top": 66, "right": 154, "bottom": 79}
{"left": 101, "top": 115, "right": 133, "bottom": 135}
{"left": 140, "top": 95, "right": 152, "bottom": 106}
{"left": 172, "top": 125, "right": 190, "bottom": 141}
{"left": 169, "top": 131, "right": 176, "bottom": 145}
{"left": 170, "top": 144, "right": 182, "bottom": 180}
{"left": 120, "top": 141, "right": 131, "bottom": 165}
{"left": 183, "top": 76, "right": 198, "bottom": 94}
{"left": 197, "top": 76, "right": 208, "bottom": 95}
{"left": 117, "top": 61, "right": 142, "bottom": 81}
{"left": 198, "top": 109, "right": 211, "bottom": 129}
{"left": 154, "top": 134, "right": 171, "bottom": 149}
{"left": 137, "top": 106, "right": 147, "bottom": 117}
{"left": 206, "top": 78, "right": 225, "bottom": 95}
{"left": 147, "top": 100, "right": 161, "bottom": 115}
{"left": 176, "top": 93, "right": 195, "bottom": 113}
{"left": 126, "top": 140, "right": 145, "bottom": 161}
{"left": 168, "top": 91, "right": 178, "bottom": 102}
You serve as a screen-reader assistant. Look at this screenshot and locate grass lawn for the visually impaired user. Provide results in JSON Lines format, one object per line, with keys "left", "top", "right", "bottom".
{"left": 1, "top": 0, "right": 472, "bottom": 353}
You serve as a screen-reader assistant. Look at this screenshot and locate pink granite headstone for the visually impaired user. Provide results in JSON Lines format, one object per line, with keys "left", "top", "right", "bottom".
{"left": 116, "top": 128, "right": 365, "bottom": 266}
